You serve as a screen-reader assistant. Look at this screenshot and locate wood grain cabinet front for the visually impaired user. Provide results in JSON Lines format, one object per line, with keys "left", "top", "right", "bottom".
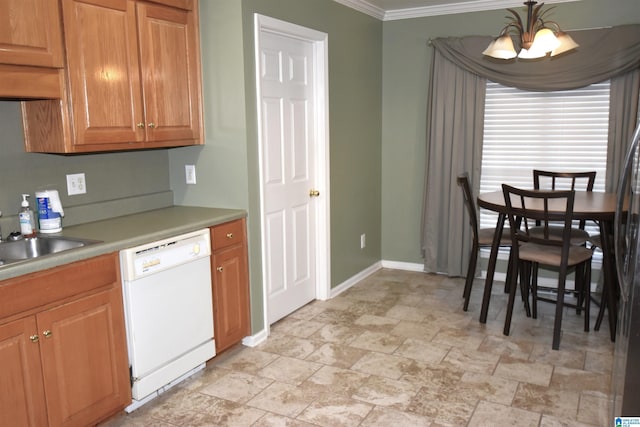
{"left": 0, "top": 0, "right": 65, "bottom": 98}
{"left": 0, "top": 253, "right": 131, "bottom": 427}
{"left": 211, "top": 219, "right": 251, "bottom": 354}
{"left": 21, "top": 0, "right": 203, "bottom": 153}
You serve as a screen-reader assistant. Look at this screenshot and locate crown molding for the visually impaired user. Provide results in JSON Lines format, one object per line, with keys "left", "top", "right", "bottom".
{"left": 332, "top": 0, "right": 385, "bottom": 19}
{"left": 334, "top": 0, "right": 581, "bottom": 21}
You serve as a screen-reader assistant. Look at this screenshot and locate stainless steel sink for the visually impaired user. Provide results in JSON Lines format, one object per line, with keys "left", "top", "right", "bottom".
{"left": 0, "top": 235, "right": 102, "bottom": 267}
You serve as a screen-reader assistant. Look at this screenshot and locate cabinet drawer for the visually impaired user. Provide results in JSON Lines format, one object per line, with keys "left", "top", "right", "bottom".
{"left": 0, "top": 253, "right": 119, "bottom": 320}
{"left": 211, "top": 219, "right": 246, "bottom": 251}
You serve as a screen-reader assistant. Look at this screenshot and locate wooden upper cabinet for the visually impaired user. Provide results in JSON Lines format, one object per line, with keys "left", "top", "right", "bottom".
{"left": 136, "top": 1, "right": 201, "bottom": 143}
{"left": 0, "top": 0, "right": 65, "bottom": 99}
{"left": 62, "top": 0, "right": 144, "bottom": 146}
{"left": 146, "top": 0, "right": 194, "bottom": 11}
{"left": 22, "top": 0, "right": 203, "bottom": 153}
{"left": 0, "top": 0, "right": 64, "bottom": 68}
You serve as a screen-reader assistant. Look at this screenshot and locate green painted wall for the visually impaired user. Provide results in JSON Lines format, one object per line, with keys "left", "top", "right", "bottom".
{"left": 240, "top": 0, "right": 384, "bottom": 291}
{"left": 381, "top": 0, "right": 640, "bottom": 265}
{"left": 0, "top": 102, "right": 170, "bottom": 233}
{"left": 168, "top": 0, "right": 383, "bottom": 333}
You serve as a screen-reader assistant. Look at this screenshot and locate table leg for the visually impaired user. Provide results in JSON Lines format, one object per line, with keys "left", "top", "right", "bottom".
{"left": 596, "top": 220, "right": 617, "bottom": 341}
{"left": 479, "top": 212, "right": 506, "bottom": 324}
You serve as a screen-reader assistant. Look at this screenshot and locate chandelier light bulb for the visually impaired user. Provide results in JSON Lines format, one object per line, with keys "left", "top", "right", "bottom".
{"left": 482, "top": 1, "right": 578, "bottom": 60}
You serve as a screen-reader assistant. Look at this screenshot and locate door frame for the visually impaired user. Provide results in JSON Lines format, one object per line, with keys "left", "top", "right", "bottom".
{"left": 254, "top": 14, "right": 331, "bottom": 333}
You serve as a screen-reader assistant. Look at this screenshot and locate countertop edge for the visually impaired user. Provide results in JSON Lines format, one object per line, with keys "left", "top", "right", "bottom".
{"left": 0, "top": 206, "right": 247, "bottom": 282}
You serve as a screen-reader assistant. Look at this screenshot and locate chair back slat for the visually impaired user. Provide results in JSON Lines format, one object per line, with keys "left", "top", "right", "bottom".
{"left": 532, "top": 170, "right": 595, "bottom": 229}
{"left": 533, "top": 170, "right": 596, "bottom": 191}
{"left": 502, "top": 184, "right": 575, "bottom": 251}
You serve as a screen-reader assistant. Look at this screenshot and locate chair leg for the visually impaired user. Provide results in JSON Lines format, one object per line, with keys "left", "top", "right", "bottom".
{"left": 584, "top": 262, "right": 591, "bottom": 332}
{"left": 531, "top": 263, "right": 539, "bottom": 302}
{"left": 504, "top": 248, "right": 514, "bottom": 294}
{"left": 552, "top": 271, "right": 568, "bottom": 350}
{"left": 575, "top": 264, "right": 584, "bottom": 315}
{"left": 530, "top": 262, "right": 538, "bottom": 319}
{"left": 462, "top": 245, "right": 479, "bottom": 312}
{"left": 503, "top": 258, "right": 521, "bottom": 336}
{"left": 520, "top": 261, "right": 531, "bottom": 318}
{"left": 595, "top": 293, "right": 606, "bottom": 332}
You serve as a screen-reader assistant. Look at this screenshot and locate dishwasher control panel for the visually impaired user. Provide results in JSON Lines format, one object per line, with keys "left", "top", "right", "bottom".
{"left": 120, "top": 229, "right": 211, "bottom": 280}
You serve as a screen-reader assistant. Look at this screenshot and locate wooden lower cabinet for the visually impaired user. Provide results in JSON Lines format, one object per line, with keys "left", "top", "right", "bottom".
{"left": 0, "top": 253, "right": 131, "bottom": 427}
{"left": 0, "top": 317, "right": 48, "bottom": 427}
{"left": 211, "top": 220, "right": 250, "bottom": 353}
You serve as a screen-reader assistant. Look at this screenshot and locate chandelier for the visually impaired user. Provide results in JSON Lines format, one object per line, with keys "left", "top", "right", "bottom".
{"left": 482, "top": 1, "right": 579, "bottom": 60}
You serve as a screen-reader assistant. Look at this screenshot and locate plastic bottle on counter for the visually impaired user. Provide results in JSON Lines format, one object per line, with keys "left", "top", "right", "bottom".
{"left": 36, "top": 189, "right": 64, "bottom": 233}
{"left": 19, "top": 194, "right": 37, "bottom": 238}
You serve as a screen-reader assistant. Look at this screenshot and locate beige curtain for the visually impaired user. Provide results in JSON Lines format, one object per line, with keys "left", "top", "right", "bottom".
{"left": 422, "top": 24, "right": 640, "bottom": 275}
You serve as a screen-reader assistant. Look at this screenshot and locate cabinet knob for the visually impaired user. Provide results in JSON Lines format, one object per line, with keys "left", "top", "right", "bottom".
{"left": 216, "top": 266, "right": 224, "bottom": 272}
{"left": 148, "top": 122, "right": 156, "bottom": 129}
{"left": 43, "top": 330, "right": 52, "bottom": 338}
{"left": 136, "top": 122, "right": 145, "bottom": 129}
{"left": 226, "top": 233, "right": 233, "bottom": 239}
{"left": 30, "top": 334, "right": 39, "bottom": 343}
{"left": 309, "top": 189, "right": 320, "bottom": 197}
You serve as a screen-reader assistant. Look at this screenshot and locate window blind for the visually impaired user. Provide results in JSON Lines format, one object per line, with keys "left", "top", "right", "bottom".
{"left": 479, "top": 80, "right": 611, "bottom": 233}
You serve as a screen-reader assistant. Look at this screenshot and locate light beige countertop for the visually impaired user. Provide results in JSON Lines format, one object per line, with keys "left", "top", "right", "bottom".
{"left": 0, "top": 206, "right": 247, "bottom": 281}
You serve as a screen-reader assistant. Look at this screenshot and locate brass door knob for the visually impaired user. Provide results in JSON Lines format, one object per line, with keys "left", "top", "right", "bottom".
{"left": 43, "top": 330, "right": 52, "bottom": 338}
{"left": 226, "top": 233, "right": 234, "bottom": 239}
{"left": 136, "top": 122, "right": 145, "bottom": 129}
{"left": 309, "top": 189, "right": 320, "bottom": 197}
{"left": 148, "top": 122, "right": 156, "bottom": 128}
{"left": 30, "top": 334, "right": 39, "bottom": 343}
{"left": 216, "top": 266, "right": 224, "bottom": 272}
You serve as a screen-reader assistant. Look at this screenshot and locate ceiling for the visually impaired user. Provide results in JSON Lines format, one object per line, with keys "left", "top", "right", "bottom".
{"left": 333, "top": 0, "right": 581, "bottom": 21}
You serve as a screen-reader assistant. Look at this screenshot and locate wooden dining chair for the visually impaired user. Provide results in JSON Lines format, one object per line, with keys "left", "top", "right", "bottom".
{"left": 502, "top": 184, "right": 595, "bottom": 350}
{"left": 532, "top": 170, "right": 599, "bottom": 313}
{"left": 457, "top": 173, "right": 512, "bottom": 311}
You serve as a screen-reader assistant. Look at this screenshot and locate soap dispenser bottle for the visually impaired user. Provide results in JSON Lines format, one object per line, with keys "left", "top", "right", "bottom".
{"left": 19, "top": 194, "right": 37, "bottom": 238}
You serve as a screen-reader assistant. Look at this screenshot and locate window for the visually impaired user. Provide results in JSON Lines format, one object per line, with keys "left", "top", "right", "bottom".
{"left": 479, "top": 80, "right": 611, "bottom": 234}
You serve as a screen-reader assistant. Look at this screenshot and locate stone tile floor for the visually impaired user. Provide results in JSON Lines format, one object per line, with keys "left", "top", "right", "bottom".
{"left": 102, "top": 269, "right": 614, "bottom": 426}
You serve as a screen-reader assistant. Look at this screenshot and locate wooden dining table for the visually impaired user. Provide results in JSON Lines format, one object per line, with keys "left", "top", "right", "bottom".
{"left": 477, "top": 189, "right": 619, "bottom": 341}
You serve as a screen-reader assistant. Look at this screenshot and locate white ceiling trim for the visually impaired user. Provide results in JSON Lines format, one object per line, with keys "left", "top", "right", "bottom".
{"left": 333, "top": 0, "right": 386, "bottom": 19}
{"left": 333, "top": 0, "right": 582, "bottom": 21}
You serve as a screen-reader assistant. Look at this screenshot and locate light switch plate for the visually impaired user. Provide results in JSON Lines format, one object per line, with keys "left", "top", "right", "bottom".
{"left": 66, "top": 173, "right": 86, "bottom": 195}
{"left": 185, "top": 165, "right": 197, "bottom": 184}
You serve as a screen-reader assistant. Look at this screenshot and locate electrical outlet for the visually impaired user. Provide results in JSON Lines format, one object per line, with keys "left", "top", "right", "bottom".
{"left": 66, "top": 173, "right": 87, "bottom": 195}
{"left": 360, "top": 233, "right": 366, "bottom": 249}
{"left": 185, "top": 165, "right": 197, "bottom": 184}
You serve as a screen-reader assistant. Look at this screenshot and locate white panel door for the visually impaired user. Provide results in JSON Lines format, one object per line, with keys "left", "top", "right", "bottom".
{"left": 259, "top": 30, "right": 318, "bottom": 324}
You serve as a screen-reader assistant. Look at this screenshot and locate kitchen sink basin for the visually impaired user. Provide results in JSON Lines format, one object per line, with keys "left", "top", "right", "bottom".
{"left": 0, "top": 235, "right": 102, "bottom": 267}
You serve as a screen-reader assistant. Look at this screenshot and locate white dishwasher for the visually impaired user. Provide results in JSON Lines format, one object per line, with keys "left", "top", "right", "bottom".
{"left": 120, "top": 228, "right": 215, "bottom": 412}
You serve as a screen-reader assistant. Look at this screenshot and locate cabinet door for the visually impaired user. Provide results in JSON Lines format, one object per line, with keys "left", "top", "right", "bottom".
{"left": 37, "top": 288, "right": 131, "bottom": 427}
{"left": 0, "top": 0, "right": 63, "bottom": 67}
{"left": 212, "top": 244, "right": 250, "bottom": 353}
{"left": 61, "top": 0, "right": 145, "bottom": 146}
{"left": 136, "top": 1, "right": 201, "bottom": 143}
{"left": 0, "top": 317, "right": 48, "bottom": 427}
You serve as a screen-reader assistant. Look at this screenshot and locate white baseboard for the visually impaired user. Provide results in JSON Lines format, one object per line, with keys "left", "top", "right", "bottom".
{"left": 329, "top": 261, "right": 383, "bottom": 298}
{"left": 241, "top": 328, "right": 268, "bottom": 347}
{"left": 381, "top": 260, "right": 425, "bottom": 272}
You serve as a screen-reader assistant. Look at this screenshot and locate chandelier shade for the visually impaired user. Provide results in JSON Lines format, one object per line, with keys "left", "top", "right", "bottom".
{"left": 483, "top": 1, "right": 579, "bottom": 60}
